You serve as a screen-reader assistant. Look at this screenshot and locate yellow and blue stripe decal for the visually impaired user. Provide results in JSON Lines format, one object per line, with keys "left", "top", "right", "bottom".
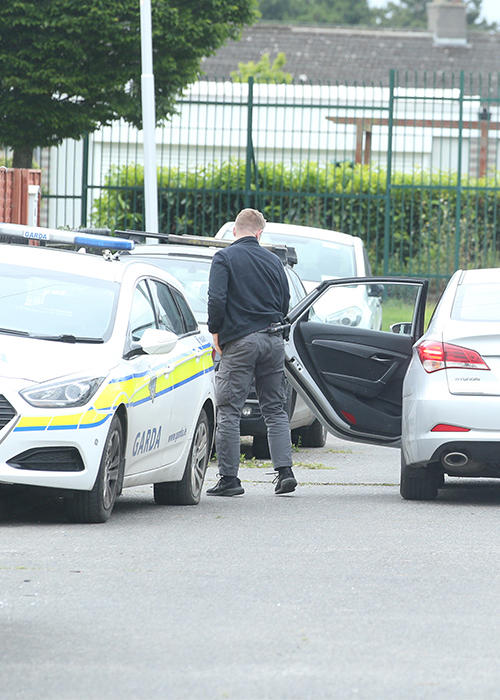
{"left": 14, "top": 343, "right": 213, "bottom": 433}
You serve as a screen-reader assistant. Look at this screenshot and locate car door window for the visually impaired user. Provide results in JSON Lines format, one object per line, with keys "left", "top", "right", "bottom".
{"left": 307, "top": 281, "right": 419, "bottom": 333}
{"left": 130, "top": 281, "right": 156, "bottom": 341}
{"left": 148, "top": 279, "right": 184, "bottom": 335}
{"left": 170, "top": 287, "right": 198, "bottom": 333}
{"left": 286, "top": 267, "right": 307, "bottom": 308}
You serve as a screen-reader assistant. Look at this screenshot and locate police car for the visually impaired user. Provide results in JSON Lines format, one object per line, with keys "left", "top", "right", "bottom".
{"left": 0, "top": 224, "right": 215, "bottom": 522}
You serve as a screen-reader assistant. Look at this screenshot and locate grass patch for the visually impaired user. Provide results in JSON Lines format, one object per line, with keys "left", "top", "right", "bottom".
{"left": 292, "top": 461, "right": 332, "bottom": 470}
{"left": 381, "top": 298, "right": 436, "bottom": 333}
{"left": 238, "top": 457, "right": 271, "bottom": 469}
{"left": 232, "top": 457, "right": 334, "bottom": 470}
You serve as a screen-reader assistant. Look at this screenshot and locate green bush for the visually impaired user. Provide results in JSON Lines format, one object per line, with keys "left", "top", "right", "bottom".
{"left": 91, "top": 160, "right": 500, "bottom": 277}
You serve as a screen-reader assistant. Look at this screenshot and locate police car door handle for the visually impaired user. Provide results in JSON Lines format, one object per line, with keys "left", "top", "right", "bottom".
{"left": 163, "top": 365, "right": 173, "bottom": 377}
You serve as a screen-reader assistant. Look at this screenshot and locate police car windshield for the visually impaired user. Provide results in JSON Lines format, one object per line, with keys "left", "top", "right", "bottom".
{"left": 135, "top": 255, "right": 211, "bottom": 324}
{"left": 0, "top": 264, "right": 118, "bottom": 341}
{"left": 259, "top": 232, "right": 356, "bottom": 282}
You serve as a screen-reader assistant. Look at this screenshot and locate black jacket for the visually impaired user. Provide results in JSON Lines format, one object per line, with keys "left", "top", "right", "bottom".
{"left": 207, "top": 236, "right": 290, "bottom": 346}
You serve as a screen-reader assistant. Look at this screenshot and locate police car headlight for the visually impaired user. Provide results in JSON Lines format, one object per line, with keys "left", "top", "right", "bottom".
{"left": 326, "top": 306, "right": 363, "bottom": 327}
{"left": 20, "top": 376, "right": 105, "bottom": 408}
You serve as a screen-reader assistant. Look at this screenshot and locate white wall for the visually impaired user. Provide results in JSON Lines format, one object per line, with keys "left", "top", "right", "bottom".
{"left": 41, "top": 81, "right": 498, "bottom": 229}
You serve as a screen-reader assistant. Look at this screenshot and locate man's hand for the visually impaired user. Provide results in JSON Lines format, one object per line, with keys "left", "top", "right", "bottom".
{"left": 212, "top": 333, "right": 222, "bottom": 356}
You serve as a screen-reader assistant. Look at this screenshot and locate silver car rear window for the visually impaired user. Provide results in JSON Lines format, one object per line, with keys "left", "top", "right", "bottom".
{"left": 451, "top": 282, "right": 500, "bottom": 322}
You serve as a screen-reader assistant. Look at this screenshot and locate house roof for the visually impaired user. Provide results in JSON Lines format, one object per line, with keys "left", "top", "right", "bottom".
{"left": 201, "top": 23, "right": 500, "bottom": 93}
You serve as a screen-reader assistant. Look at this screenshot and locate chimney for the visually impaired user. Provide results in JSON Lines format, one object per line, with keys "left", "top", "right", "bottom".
{"left": 427, "top": 0, "right": 468, "bottom": 46}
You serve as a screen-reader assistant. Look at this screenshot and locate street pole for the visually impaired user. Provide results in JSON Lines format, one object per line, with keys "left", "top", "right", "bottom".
{"left": 140, "top": 0, "right": 159, "bottom": 237}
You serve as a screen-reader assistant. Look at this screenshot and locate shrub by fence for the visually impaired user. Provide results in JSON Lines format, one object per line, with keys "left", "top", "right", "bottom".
{"left": 91, "top": 159, "right": 500, "bottom": 279}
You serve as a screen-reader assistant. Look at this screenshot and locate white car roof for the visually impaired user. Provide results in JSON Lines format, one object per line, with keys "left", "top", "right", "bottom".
{"left": 128, "top": 242, "right": 295, "bottom": 268}
{"left": 129, "top": 244, "right": 218, "bottom": 260}
{"left": 217, "top": 221, "right": 361, "bottom": 246}
{"left": 0, "top": 243, "right": 128, "bottom": 282}
{"left": 0, "top": 243, "right": 186, "bottom": 291}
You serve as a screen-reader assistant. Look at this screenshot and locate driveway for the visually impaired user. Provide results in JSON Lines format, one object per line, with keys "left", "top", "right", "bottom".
{"left": 1, "top": 434, "right": 499, "bottom": 699}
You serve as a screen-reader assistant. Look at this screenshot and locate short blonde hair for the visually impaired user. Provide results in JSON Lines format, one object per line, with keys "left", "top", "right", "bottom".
{"left": 234, "top": 208, "right": 266, "bottom": 236}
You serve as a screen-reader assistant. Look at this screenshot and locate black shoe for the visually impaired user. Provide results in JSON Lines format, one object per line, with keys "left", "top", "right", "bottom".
{"left": 274, "top": 467, "right": 297, "bottom": 495}
{"left": 206, "top": 475, "right": 244, "bottom": 497}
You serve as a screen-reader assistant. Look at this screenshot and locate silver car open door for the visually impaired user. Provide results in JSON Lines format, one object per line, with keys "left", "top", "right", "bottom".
{"left": 285, "top": 277, "right": 428, "bottom": 446}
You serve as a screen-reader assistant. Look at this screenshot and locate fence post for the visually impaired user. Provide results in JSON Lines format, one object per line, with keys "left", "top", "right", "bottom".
{"left": 244, "top": 76, "right": 254, "bottom": 208}
{"left": 454, "top": 71, "right": 465, "bottom": 270}
{"left": 80, "top": 133, "right": 89, "bottom": 228}
{"left": 383, "top": 70, "right": 395, "bottom": 275}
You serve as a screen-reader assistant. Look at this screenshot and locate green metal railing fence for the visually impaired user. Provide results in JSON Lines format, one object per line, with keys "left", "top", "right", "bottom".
{"left": 38, "top": 70, "right": 500, "bottom": 285}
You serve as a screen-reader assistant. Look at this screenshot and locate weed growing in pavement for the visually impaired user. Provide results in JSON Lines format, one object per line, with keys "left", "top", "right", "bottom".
{"left": 238, "top": 456, "right": 272, "bottom": 469}
{"left": 293, "top": 462, "right": 333, "bottom": 470}
{"left": 325, "top": 448, "right": 353, "bottom": 454}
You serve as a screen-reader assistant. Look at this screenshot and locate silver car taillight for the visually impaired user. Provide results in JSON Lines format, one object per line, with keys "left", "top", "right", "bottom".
{"left": 417, "top": 340, "right": 490, "bottom": 373}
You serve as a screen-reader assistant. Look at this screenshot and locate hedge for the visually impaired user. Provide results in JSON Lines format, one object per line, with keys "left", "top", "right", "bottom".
{"left": 91, "top": 160, "right": 500, "bottom": 277}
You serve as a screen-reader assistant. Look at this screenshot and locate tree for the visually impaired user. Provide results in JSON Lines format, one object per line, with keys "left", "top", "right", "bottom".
{"left": 259, "top": 0, "right": 373, "bottom": 25}
{"left": 0, "top": 0, "right": 258, "bottom": 167}
{"left": 231, "top": 52, "right": 292, "bottom": 83}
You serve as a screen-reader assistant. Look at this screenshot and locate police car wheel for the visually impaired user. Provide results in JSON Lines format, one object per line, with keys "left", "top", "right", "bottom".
{"left": 299, "top": 420, "right": 327, "bottom": 448}
{"left": 66, "top": 414, "right": 124, "bottom": 523}
{"left": 154, "top": 409, "right": 210, "bottom": 506}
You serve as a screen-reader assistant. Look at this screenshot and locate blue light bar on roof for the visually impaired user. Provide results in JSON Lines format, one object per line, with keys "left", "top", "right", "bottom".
{"left": 0, "top": 223, "right": 135, "bottom": 251}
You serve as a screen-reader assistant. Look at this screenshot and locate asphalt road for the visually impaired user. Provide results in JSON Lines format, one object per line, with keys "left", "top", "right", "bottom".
{"left": 1, "top": 434, "right": 500, "bottom": 700}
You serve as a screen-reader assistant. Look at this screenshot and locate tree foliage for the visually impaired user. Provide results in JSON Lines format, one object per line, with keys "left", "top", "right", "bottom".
{"left": 374, "top": 0, "right": 493, "bottom": 29}
{"left": 231, "top": 52, "right": 292, "bottom": 83}
{"left": 258, "top": 0, "right": 494, "bottom": 30}
{"left": 0, "top": 0, "right": 258, "bottom": 167}
{"left": 259, "top": 0, "right": 373, "bottom": 25}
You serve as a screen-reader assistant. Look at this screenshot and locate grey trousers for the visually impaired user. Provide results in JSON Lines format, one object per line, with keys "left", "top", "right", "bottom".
{"left": 215, "top": 331, "right": 293, "bottom": 477}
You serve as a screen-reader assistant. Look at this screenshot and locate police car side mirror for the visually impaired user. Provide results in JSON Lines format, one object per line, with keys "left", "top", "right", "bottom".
{"left": 140, "top": 329, "right": 178, "bottom": 355}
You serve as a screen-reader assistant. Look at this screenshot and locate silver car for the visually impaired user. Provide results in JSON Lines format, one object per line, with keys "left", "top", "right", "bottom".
{"left": 282, "top": 269, "right": 500, "bottom": 500}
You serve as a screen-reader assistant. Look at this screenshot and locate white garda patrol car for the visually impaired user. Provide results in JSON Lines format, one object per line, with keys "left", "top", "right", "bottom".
{"left": 0, "top": 224, "right": 215, "bottom": 523}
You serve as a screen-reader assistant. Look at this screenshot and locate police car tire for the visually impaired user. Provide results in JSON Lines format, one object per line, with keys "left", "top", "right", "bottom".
{"left": 399, "top": 454, "right": 439, "bottom": 501}
{"left": 66, "top": 414, "right": 124, "bottom": 523}
{"left": 299, "top": 420, "right": 327, "bottom": 448}
{"left": 252, "top": 435, "right": 270, "bottom": 460}
{"left": 154, "top": 409, "right": 210, "bottom": 506}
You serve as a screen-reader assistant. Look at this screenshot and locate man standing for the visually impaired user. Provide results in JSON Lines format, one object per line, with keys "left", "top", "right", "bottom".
{"left": 206, "top": 208, "right": 297, "bottom": 497}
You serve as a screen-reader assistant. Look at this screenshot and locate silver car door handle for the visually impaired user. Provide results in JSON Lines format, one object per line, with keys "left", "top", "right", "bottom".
{"left": 371, "top": 355, "right": 393, "bottom": 362}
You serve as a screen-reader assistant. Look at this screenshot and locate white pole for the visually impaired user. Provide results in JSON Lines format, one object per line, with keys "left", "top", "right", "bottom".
{"left": 140, "top": 0, "right": 159, "bottom": 236}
